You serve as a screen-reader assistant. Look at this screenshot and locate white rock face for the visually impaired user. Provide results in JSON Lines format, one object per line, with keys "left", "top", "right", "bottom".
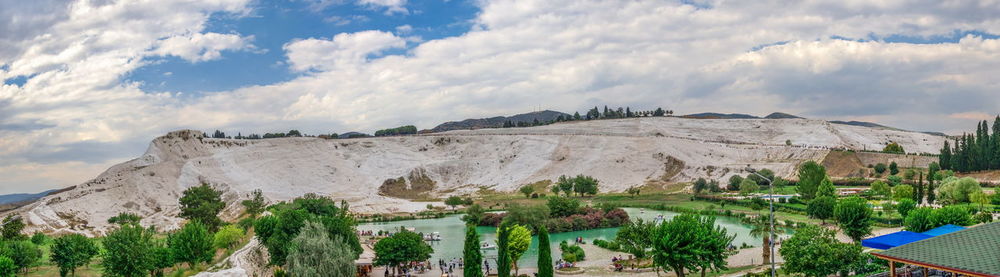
{"left": 5, "top": 117, "right": 945, "bottom": 236}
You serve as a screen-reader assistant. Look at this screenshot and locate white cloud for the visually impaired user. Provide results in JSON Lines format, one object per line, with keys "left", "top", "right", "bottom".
{"left": 4, "top": 0, "right": 1000, "bottom": 194}
{"left": 152, "top": 33, "right": 254, "bottom": 62}
{"left": 357, "top": 0, "right": 408, "bottom": 15}
{"left": 283, "top": 30, "right": 406, "bottom": 72}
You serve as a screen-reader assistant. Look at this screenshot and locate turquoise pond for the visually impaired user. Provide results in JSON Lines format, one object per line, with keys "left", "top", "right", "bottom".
{"left": 357, "top": 208, "right": 787, "bottom": 268}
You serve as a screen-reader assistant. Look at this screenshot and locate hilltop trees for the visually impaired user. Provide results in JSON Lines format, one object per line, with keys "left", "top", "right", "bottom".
{"left": 374, "top": 125, "right": 418, "bottom": 137}
{"left": 883, "top": 142, "right": 905, "bottom": 154}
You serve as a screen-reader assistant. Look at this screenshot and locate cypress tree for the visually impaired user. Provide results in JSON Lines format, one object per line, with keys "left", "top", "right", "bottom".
{"left": 537, "top": 226, "right": 553, "bottom": 277}
{"left": 940, "top": 141, "right": 952, "bottom": 170}
{"left": 993, "top": 116, "right": 1000, "bottom": 169}
{"left": 497, "top": 222, "right": 511, "bottom": 277}
{"left": 464, "top": 225, "right": 483, "bottom": 277}
{"left": 915, "top": 171, "right": 924, "bottom": 204}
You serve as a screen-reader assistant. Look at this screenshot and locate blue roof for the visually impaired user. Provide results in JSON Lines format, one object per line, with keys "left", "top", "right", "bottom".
{"left": 920, "top": 224, "right": 966, "bottom": 236}
{"left": 862, "top": 231, "right": 935, "bottom": 250}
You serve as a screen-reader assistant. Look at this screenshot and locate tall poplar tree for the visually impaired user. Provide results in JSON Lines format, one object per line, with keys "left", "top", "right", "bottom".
{"left": 464, "top": 225, "right": 483, "bottom": 277}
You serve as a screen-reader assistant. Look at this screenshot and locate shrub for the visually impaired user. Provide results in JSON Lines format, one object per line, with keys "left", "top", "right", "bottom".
{"left": 559, "top": 241, "right": 586, "bottom": 263}
{"left": 974, "top": 212, "right": 994, "bottom": 223}
{"left": 592, "top": 239, "right": 620, "bottom": 251}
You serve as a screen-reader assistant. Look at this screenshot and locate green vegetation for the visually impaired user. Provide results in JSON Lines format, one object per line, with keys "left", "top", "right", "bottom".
{"left": 936, "top": 177, "right": 982, "bottom": 204}
{"left": 463, "top": 225, "right": 483, "bottom": 277}
{"left": 179, "top": 184, "right": 225, "bottom": 231}
{"left": 373, "top": 229, "right": 432, "bottom": 276}
{"left": 806, "top": 196, "right": 835, "bottom": 224}
{"left": 536, "top": 226, "right": 553, "bottom": 277}
{"left": 241, "top": 189, "right": 266, "bottom": 217}
{"left": 558, "top": 241, "right": 585, "bottom": 263}
{"left": 286, "top": 221, "right": 355, "bottom": 277}
{"left": 255, "top": 194, "right": 362, "bottom": 267}
{"left": 652, "top": 214, "right": 735, "bottom": 277}
{"left": 107, "top": 213, "right": 142, "bottom": 226}
{"left": 101, "top": 224, "right": 156, "bottom": 277}
{"left": 555, "top": 175, "right": 599, "bottom": 197}
{"left": 834, "top": 197, "right": 873, "bottom": 242}
{"left": 374, "top": 125, "right": 417, "bottom": 137}
{"left": 779, "top": 225, "right": 862, "bottom": 277}
{"left": 903, "top": 206, "right": 975, "bottom": 232}
{"left": 939, "top": 117, "right": 1000, "bottom": 172}
{"left": 797, "top": 161, "right": 826, "bottom": 200}
{"left": 615, "top": 218, "right": 655, "bottom": 259}
{"left": 883, "top": 142, "right": 905, "bottom": 154}
{"left": 506, "top": 225, "right": 532, "bottom": 276}
{"left": 496, "top": 222, "right": 511, "bottom": 277}
{"left": 50, "top": 234, "right": 98, "bottom": 276}
{"left": 213, "top": 225, "right": 245, "bottom": 250}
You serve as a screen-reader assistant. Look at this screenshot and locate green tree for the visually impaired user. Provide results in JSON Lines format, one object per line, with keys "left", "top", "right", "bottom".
{"left": 727, "top": 175, "right": 743, "bottom": 191}
{"left": 887, "top": 175, "right": 903, "bottom": 186}
{"left": 462, "top": 204, "right": 485, "bottom": 225}
{"left": 546, "top": 196, "right": 580, "bottom": 217}
{"left": 445, "top": 196, "right": 466, "bottom": 210}
{"left": 571, "top": 175, "right": 599, "bottom": 196}
{"left": 936, "top": 177, "right": 982, "bottom": 204}
{"left": 904, "top": 169, "right": 917, "bottom": 180}
{"left": 6, "top": 240, "right": 40, "bottom": 274}
{"left": 970, "top": 191, "right": 990, "bottom": 211}
{"left": 883, "top": 142, "right": 905, "bottom": 154}
{"left": 746, "top": 214, "right": 783, "bottom": 264}
{"left": 463, "top": 225, "right": 484, "bottom": 277}
{"left": 615, "top": 219, "right": 656, "bottom": 259}
{"left": 149, "top": 244, "right": 175, "bottom": 277}
{"left": 834, "top": 197, "right": 873, "bottom": 242}
{"left": 904, "top": 208, "right": 935, "bottom": 232}
{"left": 50, "top": 234, "right": 98, "bottom": 276}
{"left": 889, "top": 161, "right": 899, "bottom": 175}
{"left": 556, "top": 175, "right": 574, "bottom": 197}
{"left": 537, "top": 226, "right": 553, "bottom": 277}
{"left": 29, "top": 232, "right": 46, "bottom": 245}
{"left": 108, "top": 213, "right": 142, "bottom": 226}
{"left": 519, "top": 185, "right": 535, "bottom": 198}
{"left": 0, "top": 216, "right": 24, "bottom": 240}
{"left": 930, "top": 206, "right": 974, "bottom": 226}
{"left": 896, "top": 198, "right": 917, "bottom": 218}
{"left": 692, "top": 178, "right": 709, "bottom": 194}
{"left": 287, "top": 221, "right": 355, "bottom": 277}
{"left": 653, "top": 214, "right": 733, "bottom": 277}
{"left": 102, "top": 224, "right": 155, "bottom": 277}
{"left": 168, "top": 221, "right": 214, "bottom": 268}
{"left": 817, "top": 177, "right": 836, "bottom": 198}
{"left": 694, "top": 216, "right": 736, "bottom": 277}
{"left": 496, "top": 222, "right": 511, "bottom": 277}
{"left": 779, "top": 225, "right": 862, "bottom": 277}
{"left": 874, "top": 163, "right": 887, "bottom": 174}
{"left": 241, "top": 189, "right": 266, "bottom": 217}
{"left": 373, "top": 230, "right": 433, "bottom": 275}
{"left": 739, "top": 178, "right": 759, "bottom": 195}
{"left": 507, "top": 225, "right": 532, "bottom": 276}
{"left": 797, "top": 161, "right": 827, "bottom": 200}
{"left": 0, "top": 256, "right": 14, "bottom": 277}
{"left": 503, "top": 204, "right": 550, "bottom": 231}
{"left": 213, "top": 225, "right": 245, "bottom": 250}
{"left": 806, "top": 196, "right": 836, "bottom": 224}
{"left": 893, "top": 184, "right": 914, "bottom": 201}
{"left": 179, "top": 184, "right": 225, "bottom": 231}
{"left": 870, "top": 180, "right": 891, "bottom": 199}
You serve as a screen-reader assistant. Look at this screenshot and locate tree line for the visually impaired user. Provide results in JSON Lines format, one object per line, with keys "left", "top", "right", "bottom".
{"left": 939, "top": 116, "right": 1000, "bottom": 172}
{"left": 373, "top": 125, "right": 417, "bottom": 137}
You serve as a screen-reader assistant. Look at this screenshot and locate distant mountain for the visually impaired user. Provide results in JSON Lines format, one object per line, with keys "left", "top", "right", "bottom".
{"left": 431, "top": 110, "right": 571, "bottom": 132}
{"left": 829, "top": 120, "right": 894, "bottom": 129}
{"left": 0, "top": 189, "right": 57, "bottom": 205}
{"left": 764, "top": 112, "right": 803, "bottom": 119}
{"left": 681, "top": 112, "right": 759, "bottom": 119}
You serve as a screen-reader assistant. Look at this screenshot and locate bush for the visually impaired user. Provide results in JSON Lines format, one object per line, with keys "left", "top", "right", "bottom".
{"left": 559, "top": 241, "right": 586, "bottom": 263}
{"left": 974, "top": 212, "right": 994, "bottom": 223}
{"left": 874, "top": 163, "right": 887, "bottom": 174}
{"left": 592, "top": 239, "right": 620, "bottom": 251}
{"left": 214, "top": 225, "right": 245, "bottom": 250}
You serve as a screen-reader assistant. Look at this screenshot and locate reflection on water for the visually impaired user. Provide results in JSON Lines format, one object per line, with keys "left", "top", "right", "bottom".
{"left": 357, "top": 207, "right": 787, "bottom": 268}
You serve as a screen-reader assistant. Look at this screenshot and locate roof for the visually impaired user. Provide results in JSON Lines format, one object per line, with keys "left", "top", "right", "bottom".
{"left": 921, "top": 224, "right": 967, "bottom": 236}
{"left": 873, "top": 222, "right": 1000, "bottom": 277}
{"left": 862, "top": 231, "right": 934, "bottom": 250}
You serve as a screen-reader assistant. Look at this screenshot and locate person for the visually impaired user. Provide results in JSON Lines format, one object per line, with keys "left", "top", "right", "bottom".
{"left": 385, "top": 267, "right": 389, "bottom": 276}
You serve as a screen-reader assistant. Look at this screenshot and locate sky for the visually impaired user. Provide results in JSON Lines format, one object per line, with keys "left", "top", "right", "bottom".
{"left": 2, "top": 0, "right": 1000, "bottom": 195}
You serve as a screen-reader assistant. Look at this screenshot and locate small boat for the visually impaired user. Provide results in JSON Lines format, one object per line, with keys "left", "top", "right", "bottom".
{"left": 480, "top": 242, "right": 496, "bottom": 250}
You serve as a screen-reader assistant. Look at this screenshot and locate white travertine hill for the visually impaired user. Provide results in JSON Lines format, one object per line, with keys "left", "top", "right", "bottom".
{"left": 7, "top": 117, "right": 945, "bottom": 236}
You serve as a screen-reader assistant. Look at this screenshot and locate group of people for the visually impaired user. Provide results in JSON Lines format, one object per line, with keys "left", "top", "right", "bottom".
{"left": 437, "top": 258, "right": 464, "bottom": 277}
{"left": 554, "top": 259, "right": 576, "bottom": 269}
{"left": 611, "top": 255, "right": 635, "bottom": 272}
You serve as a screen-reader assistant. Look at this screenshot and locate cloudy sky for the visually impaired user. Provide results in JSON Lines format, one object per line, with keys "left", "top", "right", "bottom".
{"left": 1, "top": 0, "right": 1000, "bottom": 195}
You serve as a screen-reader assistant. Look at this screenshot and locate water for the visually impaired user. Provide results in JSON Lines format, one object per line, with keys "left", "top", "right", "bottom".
{"left": 357, "top": 207, "right": 781, "bottom": 268}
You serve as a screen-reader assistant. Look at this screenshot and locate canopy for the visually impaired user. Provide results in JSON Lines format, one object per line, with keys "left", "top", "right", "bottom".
{"left": 861, "top": 231, "right": 934, "bottom": 250}
{"left": 920, "top": 224, "right": 966, "bottom": 236}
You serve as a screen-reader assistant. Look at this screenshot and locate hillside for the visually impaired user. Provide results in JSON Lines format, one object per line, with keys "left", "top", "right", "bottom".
{"left": 430, "top": 110, "right": 570, "bottom": 132}
{"left": 6, "top": 117, "right": 946, "bottom": 236}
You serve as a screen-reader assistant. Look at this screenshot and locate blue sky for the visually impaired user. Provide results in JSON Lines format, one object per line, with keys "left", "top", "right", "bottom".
{"left": 126, "top": 0, "right": 480, "bottom": 94}
{"left": 3, "top": 0, "right": 1000, "bottom": 195}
